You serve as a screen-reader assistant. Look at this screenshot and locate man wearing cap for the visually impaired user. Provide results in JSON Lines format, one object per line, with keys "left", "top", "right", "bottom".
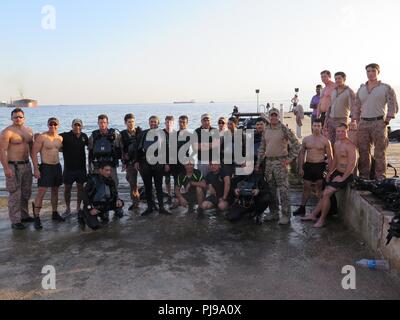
{"left": 31, "top": 117, "right": 65, "bottom": 230}
{"left": 353, "top": 63, "right": 399, "bottom": 180}
{"left": 60, "top": 119, "right": 89, "bottom": 217}
{"left": 194, "top": 114, "right": 220, "bottom": 177}
{"left": 0, "top": 108, "right": 35, "bottom": 230}
{"left": 255, "top": 108, "right": 301, "bottom": 225}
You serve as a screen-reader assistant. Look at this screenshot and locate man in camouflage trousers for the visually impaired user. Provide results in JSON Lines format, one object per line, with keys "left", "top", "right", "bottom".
{"left": 255, "top": 108, "right": 301, "bottom": 225}
{"left": 353, "top": 63, "right": 398, "bottom": 180}
{"left": 0, "top": 108, "right": 35, "bottom": 230}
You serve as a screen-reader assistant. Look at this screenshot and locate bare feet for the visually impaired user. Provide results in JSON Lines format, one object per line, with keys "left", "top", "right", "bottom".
{"left": 301, "top": 214, "right": 318, "bottom": 222}
{"left": 313, "top": 219, "right": 326, "bottom": 228}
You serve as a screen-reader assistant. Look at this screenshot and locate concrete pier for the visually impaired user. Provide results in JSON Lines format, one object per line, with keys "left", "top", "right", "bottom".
{"left": 0, "top": 113, "right": 400, "bottom": 300}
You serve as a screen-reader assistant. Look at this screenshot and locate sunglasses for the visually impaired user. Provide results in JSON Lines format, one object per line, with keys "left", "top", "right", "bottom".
{"left": 218, "top": 121, "right": 225, "bottom": 125}
{"left": 13, "top": 116, "right": 24, "bottom": 119}
{"left": 49, "top": 123, "right": 58, "bottom": 127}
{"left": 74, "top": 123, "right": 82, "bottom": 127}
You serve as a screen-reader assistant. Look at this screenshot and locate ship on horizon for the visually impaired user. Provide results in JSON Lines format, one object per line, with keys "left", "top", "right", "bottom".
{"left": 6, "top": 98, "right": 38, "bottom": 108}
{"left": 173, "top": 99, "right": 196, "bottom": 104}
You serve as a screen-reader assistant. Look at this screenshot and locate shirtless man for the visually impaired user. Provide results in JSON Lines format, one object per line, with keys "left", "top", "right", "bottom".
{"left": 302, "top": 123, "right": 357, "bottom": 228}
{"left": 31, "top": 118, "right": 65, "bottom": 230}
{"left": 0, "top": 108, "right": 34, "bottom": 230}
{"left": 294, "top": 119, "right": 333, "bottom": 216}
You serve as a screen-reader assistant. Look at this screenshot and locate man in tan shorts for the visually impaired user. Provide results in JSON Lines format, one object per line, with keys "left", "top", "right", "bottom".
{"left": 31, "top": 118, "right": 65, "bottom": 230}
{"left": 302, "top": 123, "right": 357, "bottom": 228}
{"left": 0, "top": 108, "right": 34, "bottom": 230}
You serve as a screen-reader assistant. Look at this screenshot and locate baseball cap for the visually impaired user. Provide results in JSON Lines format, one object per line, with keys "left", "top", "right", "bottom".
{"left": 201, "top": 113, "right": 211, "bottom": 121}
{"left": 72, "top": 119, "right": 83, "bottom": 126}
{"left": 48, "top": 117, "right": 60, "bottom": 125}
{"left": 269, "top": 108, "right": 280, "bottom": 116}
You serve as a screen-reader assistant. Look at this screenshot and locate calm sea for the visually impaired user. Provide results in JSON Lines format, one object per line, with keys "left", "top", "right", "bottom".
{"left": 1, "top": 101, "right": 400, "bottom": 188}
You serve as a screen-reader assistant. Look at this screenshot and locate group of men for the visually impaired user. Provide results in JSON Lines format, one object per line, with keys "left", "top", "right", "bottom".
{"left": 297, "top": 63, "right": 398, "bottom": 227}
{"left": 0, "top": 63, "right": 397, "bottom": 231}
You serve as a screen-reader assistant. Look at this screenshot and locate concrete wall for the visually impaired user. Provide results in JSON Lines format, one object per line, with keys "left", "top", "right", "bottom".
{"left": 337, "top": 187, "right": 400, "bottom": 270}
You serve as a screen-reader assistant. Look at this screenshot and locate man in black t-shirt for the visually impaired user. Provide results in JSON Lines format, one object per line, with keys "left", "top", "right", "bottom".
{"left": 60, "top": 119, "right": 89, "bottom": 216}
{"left": 200, "top": 162, "right": 234, "bottom": 212}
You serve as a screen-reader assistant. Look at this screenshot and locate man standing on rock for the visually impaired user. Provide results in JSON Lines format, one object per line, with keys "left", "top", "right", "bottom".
{"left": 353, "top": 63, "right": 398, "bottom": 180}
{"left": 0, "top": 108, "right": 35, "bottom": 230}
{"left": 302, "top": 123, "right": 357, "bottom": 228}
{"left": 255, "top": 108, "right": 301, "bottom": 225}
{"left": 325, "top": 72, "right": 356, "bottom": 144}
{"left": 31, "top": 118, "right": 65, "bottom": 230}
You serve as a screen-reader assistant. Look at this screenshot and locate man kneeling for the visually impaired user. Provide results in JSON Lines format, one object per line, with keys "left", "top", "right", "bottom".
{"left": 227, "top": 165, "right": 271, "bottom": 225}
{"left": 302, "top": 124, "right": 357, "bottom": 228}
{"left": 81, "top": 164, "right": 124, "bottom": 230}
{"left": 174, "top": 162, "right": 206, "bottom": 214}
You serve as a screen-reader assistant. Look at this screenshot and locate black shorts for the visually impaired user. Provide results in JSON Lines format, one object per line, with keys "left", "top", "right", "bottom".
{"left": 38, "top": 163, "right": 63, "bottom": 188}
{"left": 63, "top": 169, "right": 87, "bottom": 185}
{"left": 326, "top": 171, "right": 354, "bottom": 190}
{"left": 303, "top": 162, "right": 326, "bottom": 182}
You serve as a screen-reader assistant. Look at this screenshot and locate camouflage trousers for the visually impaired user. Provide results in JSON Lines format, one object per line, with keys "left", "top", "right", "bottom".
{"left": 326, "top": 117, "right": 348, "bottom": 145}
{"left": 6, "top": 163, "right": 33, "bottom": 224}
{"left": 357, "top": 119, "right": 388, "bottom": 180}
{"left": 264, "top": 159, "right": 291, "bottom": 217}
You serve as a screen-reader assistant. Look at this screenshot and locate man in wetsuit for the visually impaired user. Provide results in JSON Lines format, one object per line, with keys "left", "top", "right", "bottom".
{"left": 88, "top": 114, "right": 122, "bottom": 186}
{"left": 302, "top": 123, "right": 357, "bottom": 228}
{"left": 136, "top": 116, "right": 172, "bottom": 216}
{"left": 31, "top": 117, "right": 65, "bottom": 230}
{"left": 294, "top": 119, "right": 333, "bottom": 216}
{"left": 0, "top": 108, "right": 35, "bottom": 230}
{"left": 81, "top": 163, "right": 124, "bottom": 230}
{"left": 227, "top": 164, "right": 271, "bottom": 225}
{"left": 120, "top": 113, "right": 142, "bottom": 211}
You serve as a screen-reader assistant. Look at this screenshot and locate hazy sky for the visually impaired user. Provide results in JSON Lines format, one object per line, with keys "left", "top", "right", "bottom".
{"left": 1, "top": 0, "right": 399, "bottom": 105}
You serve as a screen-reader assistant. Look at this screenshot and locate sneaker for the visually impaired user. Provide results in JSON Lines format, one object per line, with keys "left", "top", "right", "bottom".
{"left": 278, "top": 215, "right": 291, "bottom": 225}
{"left": 159, "top": 207, "right": 172, "bottom": 215}
{"left": 52, "top": 212, "right": 66, "bottom": 222}
{"left": 21, "top": 217, "right": 35, "bottom": 223}
{"left": 12, "top": 223, "right": 26, "bottom": 230}
{"left": 34, "top": 217, "right": 43, "bottom": 230}
{"left": 293, "top": 206, "right": 306, "bottom": 217}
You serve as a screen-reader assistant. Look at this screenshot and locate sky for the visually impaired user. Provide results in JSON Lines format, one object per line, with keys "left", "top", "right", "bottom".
{"left": 1, "top": 0, "right": 400, "bottom": 105}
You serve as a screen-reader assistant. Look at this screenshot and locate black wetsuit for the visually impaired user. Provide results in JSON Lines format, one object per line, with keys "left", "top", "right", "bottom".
{"left": 137, "top": 128, "right": 165, "bottom": 210}
{"left": 226, "top": 172, "right": 271, "bottom": 222}
{"left": 81, "top": 174, "right": 123, "bottom": 230}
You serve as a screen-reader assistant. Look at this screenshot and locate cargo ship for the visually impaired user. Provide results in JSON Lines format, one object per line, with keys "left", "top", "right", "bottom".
{"left": 173, "top": 100, "right": 196, "bottom": 104}
{"left": 7, "top": 99, "right": 38, "bottom": 108}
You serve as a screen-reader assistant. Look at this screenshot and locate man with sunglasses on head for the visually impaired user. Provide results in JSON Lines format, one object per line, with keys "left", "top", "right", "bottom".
{"left": 31, "top": 118, "right": 65, "bottom": 230}
{"left": 0, "top": 108, "right": 35, "bottom": 230}
{"left": 60, "top": 119, "right": 89, "bottom": 218}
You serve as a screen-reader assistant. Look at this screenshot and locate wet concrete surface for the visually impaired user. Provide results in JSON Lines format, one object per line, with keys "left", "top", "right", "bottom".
{"left": 1, "top": 187, "right": 400, "bottom": 300}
